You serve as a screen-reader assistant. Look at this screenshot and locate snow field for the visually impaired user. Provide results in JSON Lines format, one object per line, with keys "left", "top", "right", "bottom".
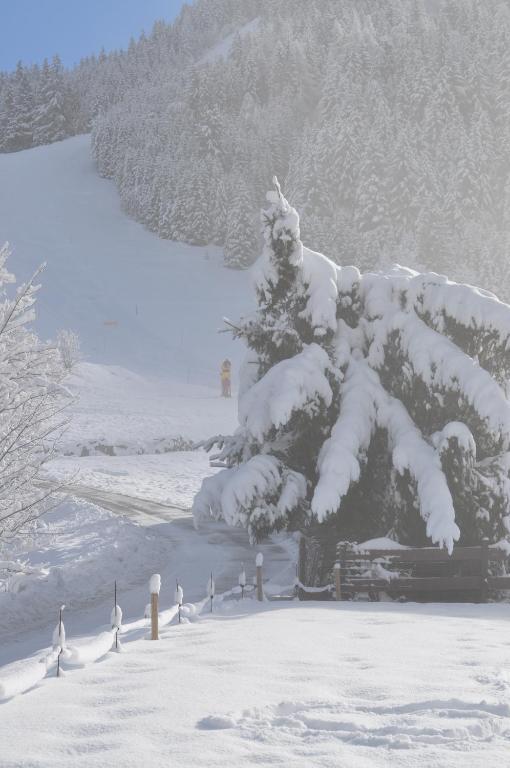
{"left": 1, "top": 601, "right": 510, "bottom": 766}
{"left": 58, "top": 362, "right": 239, "bottom": 453}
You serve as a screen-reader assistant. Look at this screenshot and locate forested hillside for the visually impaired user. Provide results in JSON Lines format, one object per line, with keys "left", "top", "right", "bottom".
{"left": 2, "top": 0, "right": 510, "bottom": 300}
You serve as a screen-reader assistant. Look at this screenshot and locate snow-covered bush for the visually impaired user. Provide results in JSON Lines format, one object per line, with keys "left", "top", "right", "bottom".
{"left": 57, "top": 329, "right": 80, "bottom": 371}
{"left": 0, "top": 244, "right": 69, "bottom": 541}
{"left": 193, "top": 184, "right": 510, "bottom": 552}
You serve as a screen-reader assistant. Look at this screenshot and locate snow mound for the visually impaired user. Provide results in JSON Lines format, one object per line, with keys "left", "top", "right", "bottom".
{"left": 65, "top": 631, "right": 115, "bottom": 666}
{"left": 0, "top": 653, "right": 55, "bottom": 701}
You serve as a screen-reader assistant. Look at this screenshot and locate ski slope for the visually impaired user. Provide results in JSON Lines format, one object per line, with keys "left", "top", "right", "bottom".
{"left": 0, "top": 135, "right": 251, "bottom": 384}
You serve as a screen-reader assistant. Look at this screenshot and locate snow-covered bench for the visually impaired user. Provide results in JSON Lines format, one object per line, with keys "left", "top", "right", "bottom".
{"left": 298, "top": 535, "right": 510, "bottom": 602}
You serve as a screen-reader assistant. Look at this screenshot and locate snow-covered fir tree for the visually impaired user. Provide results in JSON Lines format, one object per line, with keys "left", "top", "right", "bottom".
{"left": 0, "top": 244, "right": 69, "bottom": 540}
{"left": 193, "top": 184, "right": 510, "bottom": 552}
{"left": 32, "top": 57, "right": 69, "bottom": 146}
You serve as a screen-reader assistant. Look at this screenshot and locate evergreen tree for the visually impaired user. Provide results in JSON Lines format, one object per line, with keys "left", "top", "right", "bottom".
{"left": 33, "top": 57, "right": 68, "bottom": 145}
{"left": 194, "top": 185, "right": 510, "bottom": 551}
{"left": 3, "top": 62, "right": 34, "bottom": 152}
{"left": 223, "top": 176, "right": 257, "bottom": 268}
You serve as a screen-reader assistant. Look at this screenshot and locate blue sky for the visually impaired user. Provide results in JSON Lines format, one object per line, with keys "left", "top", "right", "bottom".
{"left": 0, "top": 0, "right": 185, "bottom": 71}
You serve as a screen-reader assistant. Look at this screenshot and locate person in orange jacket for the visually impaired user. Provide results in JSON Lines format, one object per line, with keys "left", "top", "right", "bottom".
{"left": 221, "top": 358, "right": 232, "bottom": 397}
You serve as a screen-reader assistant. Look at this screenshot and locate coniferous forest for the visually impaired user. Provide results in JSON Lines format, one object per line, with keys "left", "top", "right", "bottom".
{"left": 2, "top": 0, "right": 510, "bottom": 299}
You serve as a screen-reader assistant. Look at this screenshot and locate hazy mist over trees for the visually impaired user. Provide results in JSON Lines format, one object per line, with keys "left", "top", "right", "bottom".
{"left": 2, "top": 0, "right": 510, "bottom": 299}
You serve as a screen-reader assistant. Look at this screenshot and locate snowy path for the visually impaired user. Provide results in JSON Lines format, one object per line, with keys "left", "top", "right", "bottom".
{"left": 62, "top": 482, "right": 294, "bottom": 595}
{"left": 0, "top": 481, "right": 295, "bottom": 667}
{"left": 41, "top": 482, "right": 189, "bottom": 524}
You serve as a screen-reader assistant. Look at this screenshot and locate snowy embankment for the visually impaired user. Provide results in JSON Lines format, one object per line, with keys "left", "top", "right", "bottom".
{"left": 1, "top": 600, "right": 510, "bottom": 766}
{"left": 0, "top": 500, "right": 171, "bottom": 644}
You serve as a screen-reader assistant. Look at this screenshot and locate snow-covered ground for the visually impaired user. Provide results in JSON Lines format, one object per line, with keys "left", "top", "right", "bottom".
{"left": 0, "top": 489, "right": 295, "bottom": 663}
{"left": 2, "top": 599, "right": 510, "bottom": 766}
{"left": 0, "top": 500, "right": 170, "bottom": 645}
{"left": 47, "top": 451, "right": 213, "bottom": 507}
{"left": 58, "top": 361, "right": 238, "bottom": 454}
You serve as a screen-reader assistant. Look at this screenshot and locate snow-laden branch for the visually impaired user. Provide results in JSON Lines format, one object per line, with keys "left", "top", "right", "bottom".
{"left": 378, "top": 395, "right": 460, "bottom": 554}
{"left": 300, "top": 246, "right": 339, "bottom": 333}
{"left": 239, "top": 343, "right": 333, "bottom": 443}
{"left": 408, "top": 272, "right": 510, "bottom": 350}
{"left": 313, "top": 356, "right": 460, "bottom": 552}
{"left": 374, "top": 309, "right": 510, "bottom": 448}
{"left": 312, "top": 358, "right": 378, "bottom": 519}
{"left": 193, "top": 455, "right": 307, "bottom": 534}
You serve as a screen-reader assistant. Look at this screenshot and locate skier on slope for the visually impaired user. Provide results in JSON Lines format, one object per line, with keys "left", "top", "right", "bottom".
{"left": 221, "top": 359, "right": 231, "bottom": 397}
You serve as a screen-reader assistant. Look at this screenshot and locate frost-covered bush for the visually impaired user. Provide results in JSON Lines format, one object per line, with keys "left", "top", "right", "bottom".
{"left": 0, "top": 244, "right": 69, "bottom": 540}
{"left": 57, "top": 329, "right": 80, "bottom": 371}
{"left": 193, "top": 184, "right": 510, "bottom": 551}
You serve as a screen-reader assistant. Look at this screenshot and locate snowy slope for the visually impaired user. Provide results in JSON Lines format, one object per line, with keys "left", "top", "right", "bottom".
{"left": 59, "top": 361, "right": 239, "bottom": 451}
{"left": 0, "top": 135, "right": 251, "bottom": 384}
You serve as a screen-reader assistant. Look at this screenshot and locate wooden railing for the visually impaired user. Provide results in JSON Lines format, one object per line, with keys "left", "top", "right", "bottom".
{"left": 298, "top": 536, "right": 510, "bottom": 602}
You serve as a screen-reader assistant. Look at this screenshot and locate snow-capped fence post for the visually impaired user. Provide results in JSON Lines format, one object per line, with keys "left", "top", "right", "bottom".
{"left": 238, "top": 565, "right": 246, "bottom": 599}
{"left": 175, "top": 580, "right": 184, "bottom": 623}
{"left": 149, "top": 574, "right": 161, "bottom": 640}
{"left": 334, "top": 561, "right": 342, "bottom": 601}
{"left": 480, "top": 538, "right": 490, "bottom": 602}
{"left": 256, "top": 553, "right": 264, "bottom": 602}
{"left": 111, "top": 581, "right": 122, "bottom": 650}
{"left": 54, "top": 605, "right": 65, "bottom": 677}
{"left": 207, "top": 573, "right": 215, "bottom": 612}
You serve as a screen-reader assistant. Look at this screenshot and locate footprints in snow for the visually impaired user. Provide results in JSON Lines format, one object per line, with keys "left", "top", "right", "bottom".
{"left": 199, "top": 698, "right": 510, "bottom": 750}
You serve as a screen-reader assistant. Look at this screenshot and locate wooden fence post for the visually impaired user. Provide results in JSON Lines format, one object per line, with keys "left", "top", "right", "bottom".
{"left": 480, "top": 538, "right": 489, "bottom": 603}
{"left": 299, "top": 535, "right": 306, "bottom": 586}
{"left": 149, "top": 574, "right": 161, "bottom": 640}
{"left": 334, "top": 561, "right": 341, "bottom": 601}
{"left": 207, "top": 572, "right": 215, "bottom": 612}
{"left": 256, "top": 553, "right": 264, "bottom": 602}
